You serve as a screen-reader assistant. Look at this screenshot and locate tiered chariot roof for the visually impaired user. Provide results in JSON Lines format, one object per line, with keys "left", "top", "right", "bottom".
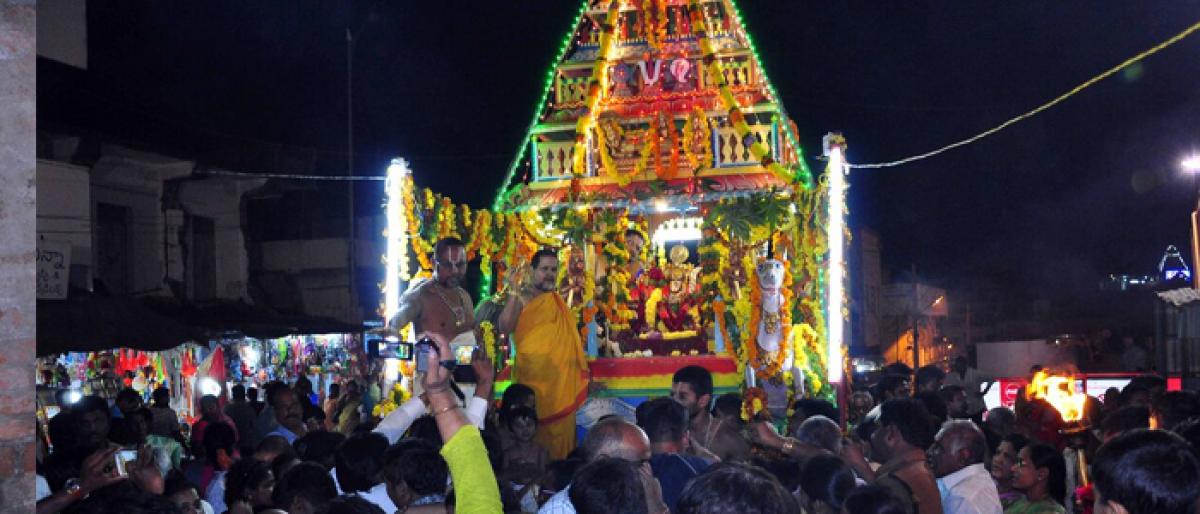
{"left": 496, "top": 0, "right": 814, "bottom": 213}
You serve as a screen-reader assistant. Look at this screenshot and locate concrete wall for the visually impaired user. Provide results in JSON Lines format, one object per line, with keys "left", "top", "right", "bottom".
{"left": 0, "top": 0, "right": 36, "bottom": 509}
{"left": 36, "top": 159, "right": 92, "bottom": 289}
{"left": 88, "top": 149, "right": 190, "bottom": 295}
{"left": 257, "top": 237, "right": 380, "bottom": 323}
{"left": 175, "top": 177, "right": 265, "bottom": 301}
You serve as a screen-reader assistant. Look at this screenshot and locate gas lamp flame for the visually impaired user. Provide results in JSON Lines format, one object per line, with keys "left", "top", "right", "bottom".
{"left": 1025, "top": 370, "right": 1086, "bottom": 422}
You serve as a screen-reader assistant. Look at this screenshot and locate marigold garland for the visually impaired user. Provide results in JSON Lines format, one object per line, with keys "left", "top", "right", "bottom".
{"left": 681, "top": 107, "right": 713, "bottom": 173}
{"left": 642, "top": 0, "right": 668, "bottom": 50}
{"left": 741, "top": 387, "right": 769, "bottom": 422}
{"left": 372, "top": 382, "right": 413, "bottom": 418}
{"left": 688, "top": 0, "right": 796, "bottom": 185}
{"left": 595, "top": 124, "right": 631, "bottom": 186}
{"left": 479, "top": 320, "right": 498, "bottom": 364}
{"left": 631, "top": 220, "right": 651, "bottom": 264}
{"left": 570, "top": 0, "right": 622, "bottom": 177}
{"left": 644, "top": 288, "right": 664, "bottom": 329}
{"left": 712, "top": 298, "right": 733, "bottom": 355}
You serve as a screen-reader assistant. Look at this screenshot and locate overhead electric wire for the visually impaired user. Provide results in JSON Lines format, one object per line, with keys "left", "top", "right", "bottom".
{"left": 848, "top": 18, "right": 1200, "bottom": 169}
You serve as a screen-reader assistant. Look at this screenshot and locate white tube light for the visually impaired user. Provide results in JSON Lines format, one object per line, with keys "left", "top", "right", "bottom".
{"left": 826, "top": 146, "right": 848, "bottom": 384}
{"left": 384, "top": 158, "right": 410, "bottom": 323}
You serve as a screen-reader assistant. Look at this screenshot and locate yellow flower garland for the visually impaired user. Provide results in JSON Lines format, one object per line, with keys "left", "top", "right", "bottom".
{"left": 642, "top": 0, "right": 668, "bottom": 50}
{"left": 681, "top": 107, "right": 713, "bottom": 173}
{"left": 570, "top": 0, "right": 622, "bottom": 177}
{"left": 479, "top": 320, "right": 497, "bottom": 364}
{"left": 644, "top": 288, "right": 664, "bottom": 329}
{"left": 688, "top": 0, "right": 794, "bottom": 185}
{"left": 741, "top": 387, "right": 768, "bottom": 422}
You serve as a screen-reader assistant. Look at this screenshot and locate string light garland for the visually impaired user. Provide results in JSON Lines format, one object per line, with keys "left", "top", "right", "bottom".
{"left": 570, "top": 0, "right": 623, "bottom": 179}
{"left": 724, "top": 0, "right": 814, "bottom": 184}
{"left": 492, "top": 0, "right": 591, "bottom": 211}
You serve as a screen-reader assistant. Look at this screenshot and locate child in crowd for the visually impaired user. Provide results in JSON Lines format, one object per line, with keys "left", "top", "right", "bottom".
{"left": 501, "top": 406, "right": 549, "bottom": 512}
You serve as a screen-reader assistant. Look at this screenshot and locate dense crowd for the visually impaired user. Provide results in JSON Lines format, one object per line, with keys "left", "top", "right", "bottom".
{"left": 34, "top": 351, "right": 1200, "bottom": 514}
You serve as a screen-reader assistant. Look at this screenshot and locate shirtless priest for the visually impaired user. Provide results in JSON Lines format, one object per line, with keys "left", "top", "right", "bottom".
{"left": 388, "top": 237, "right": 476, "bottom": 361}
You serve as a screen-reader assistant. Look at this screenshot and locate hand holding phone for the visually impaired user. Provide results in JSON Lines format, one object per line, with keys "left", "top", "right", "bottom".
{"left": 414, "top": 337, "right": 441, "bottom": 373}
{"left": 113, "top": 449, "right": 138, "bottom": 477}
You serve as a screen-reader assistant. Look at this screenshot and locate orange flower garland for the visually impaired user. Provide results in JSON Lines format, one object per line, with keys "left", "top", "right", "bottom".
{"left": 712, "top": 298, "right": 733, "bottom": 355}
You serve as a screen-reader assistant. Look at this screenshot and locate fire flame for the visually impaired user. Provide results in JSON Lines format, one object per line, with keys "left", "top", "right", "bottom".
{"left": 1025, "top": 370, "right": 1086, "bottom": 422}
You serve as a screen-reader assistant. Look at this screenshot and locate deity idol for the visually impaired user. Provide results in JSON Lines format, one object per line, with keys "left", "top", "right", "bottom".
{"left": 756, "top": 259, "right": 785, "bottom": 353}
{"left": 560, "top": 246, "right": 589, "bottom": 309}
{"left": 651, "top": 244, "right": 700, "bottom": 333}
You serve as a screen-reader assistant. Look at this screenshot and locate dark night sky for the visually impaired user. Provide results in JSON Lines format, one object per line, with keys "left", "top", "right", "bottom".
{"left": 39, "top": 1, "right": 1200, "bottom": 320}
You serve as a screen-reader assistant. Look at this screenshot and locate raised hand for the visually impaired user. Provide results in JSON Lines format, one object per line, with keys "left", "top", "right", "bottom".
{"left": 471, "top": 347, "right": 495, "bottom": 386}
{"left": 421, "top": 342, "right": 452, "bottom": 395}
{"left": 79, "top": 447, "right": 126, "bottom": 495}
{"left": 128, "top": 447, "right": 164, "bottom": 495}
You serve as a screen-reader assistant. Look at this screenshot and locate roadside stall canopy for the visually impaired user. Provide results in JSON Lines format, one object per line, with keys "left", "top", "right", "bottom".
{"left": 143, "top": 299, "right": 363, "bottom": 339}
{"left": 38, "top": 295, "right": 363, "bottom": 357}
{"left": 37, "top": 294, "right": 203, "bottom": 357}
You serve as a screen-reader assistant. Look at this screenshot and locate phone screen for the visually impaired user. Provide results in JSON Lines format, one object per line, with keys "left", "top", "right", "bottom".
{"left": 114, "top": 450, "right": 137, "bottom": 477}
{"left": 414, "top": 339, "right": 437, "bottom": 373}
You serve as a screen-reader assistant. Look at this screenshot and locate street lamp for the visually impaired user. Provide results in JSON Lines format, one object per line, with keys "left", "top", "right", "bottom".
{"left": 1183, "top": 155, "right": 1200, "bottom": 173}
{"left": 1185, "top": 154, "right": 1200, "bottom": 288}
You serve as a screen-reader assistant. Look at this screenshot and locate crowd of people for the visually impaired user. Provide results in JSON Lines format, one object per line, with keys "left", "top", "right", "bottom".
{"left": 34, "top": 347, "right": 1200, "bottom": 514}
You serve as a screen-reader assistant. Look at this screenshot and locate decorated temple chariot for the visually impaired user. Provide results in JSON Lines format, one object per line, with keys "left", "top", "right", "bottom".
{"left": 384, "top": 0, "right": 850, "bottom": 416}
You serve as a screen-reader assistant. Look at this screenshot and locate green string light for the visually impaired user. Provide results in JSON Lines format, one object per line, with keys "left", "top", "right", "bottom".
{"left": 481, "top": 0, "right": 588, "bottom": 299}
{"left": 490, "top": 0, "right": 591, "bottom": 213}
{"left": 725, "top": 0, "right": 813, "bottom": 184}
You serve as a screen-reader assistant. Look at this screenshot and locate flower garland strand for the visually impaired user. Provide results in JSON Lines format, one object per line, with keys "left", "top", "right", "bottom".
{"left": 741, "top": 387, "right": 769, "bottom": 422}
{"left": 688, "top": 0, "right": 798, "bottom": 186}
{"left": 681, "top": 107, "right": 713, "bottom": 174}
{"left": 570, "top": 0, "right": 623, "bottom": 178}
{"left": 479, "top": 320, "right": 498, "bottom": 365}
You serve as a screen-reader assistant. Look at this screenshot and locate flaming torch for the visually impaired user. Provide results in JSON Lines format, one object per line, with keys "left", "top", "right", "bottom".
{"left": 1025, "top": 370, "right": 1091, "bottom": 487}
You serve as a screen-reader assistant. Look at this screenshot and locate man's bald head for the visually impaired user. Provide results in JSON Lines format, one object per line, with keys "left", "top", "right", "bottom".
{"left": 929, "top": 420, "right": 989, "bottom": 478}
{"left": 581, "top": 418, "right": 652, "bottom": 463}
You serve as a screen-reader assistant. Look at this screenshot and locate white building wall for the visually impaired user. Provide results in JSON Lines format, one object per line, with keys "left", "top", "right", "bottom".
{"left": 89, "top": 153, "right": 186, "bottom": 295}
{"left": 36, "top": 159, "right": 92, "bottom": 289}
{"left": 177, "top": 177, "right": 265, "bottom": 301}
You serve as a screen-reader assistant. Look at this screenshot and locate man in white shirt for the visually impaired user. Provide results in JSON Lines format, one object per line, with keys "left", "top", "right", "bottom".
{"left": 331, "top": 348, "right": 493, "bottom": 494}
{"left": 928, "top": 420, "right": 1002, "bottom": 514}
{"left": 944, "top": 356, "right": 993, "bottom": 419}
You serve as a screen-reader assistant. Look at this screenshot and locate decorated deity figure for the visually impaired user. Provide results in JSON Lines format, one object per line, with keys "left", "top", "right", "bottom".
{"left": 559, "top": 246, "right": 589, "bottom": 309}
{"left": 650, "top": 244, "right": 700, "bottom": 333}
{"left": 722, "top": 244, "right": 751, "bottom": 300}
{"left": 755, "top": 259, "right": 785, "bottom": 353}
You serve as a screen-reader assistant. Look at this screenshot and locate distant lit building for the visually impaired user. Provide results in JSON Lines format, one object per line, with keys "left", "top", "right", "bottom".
{"left": 1101, "top": 245, "right": 1191, "bottom": 291}
{"left": 1159, "top": 245, "right": 1191, "bottom": 284}
{"left": 1103, "top": 274, "right": 1157, "bottom": 291}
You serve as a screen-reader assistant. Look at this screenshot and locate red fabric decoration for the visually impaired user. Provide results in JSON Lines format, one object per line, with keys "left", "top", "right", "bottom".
{"left": 181, "top": 350, "right": 197, "bottom": 377}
